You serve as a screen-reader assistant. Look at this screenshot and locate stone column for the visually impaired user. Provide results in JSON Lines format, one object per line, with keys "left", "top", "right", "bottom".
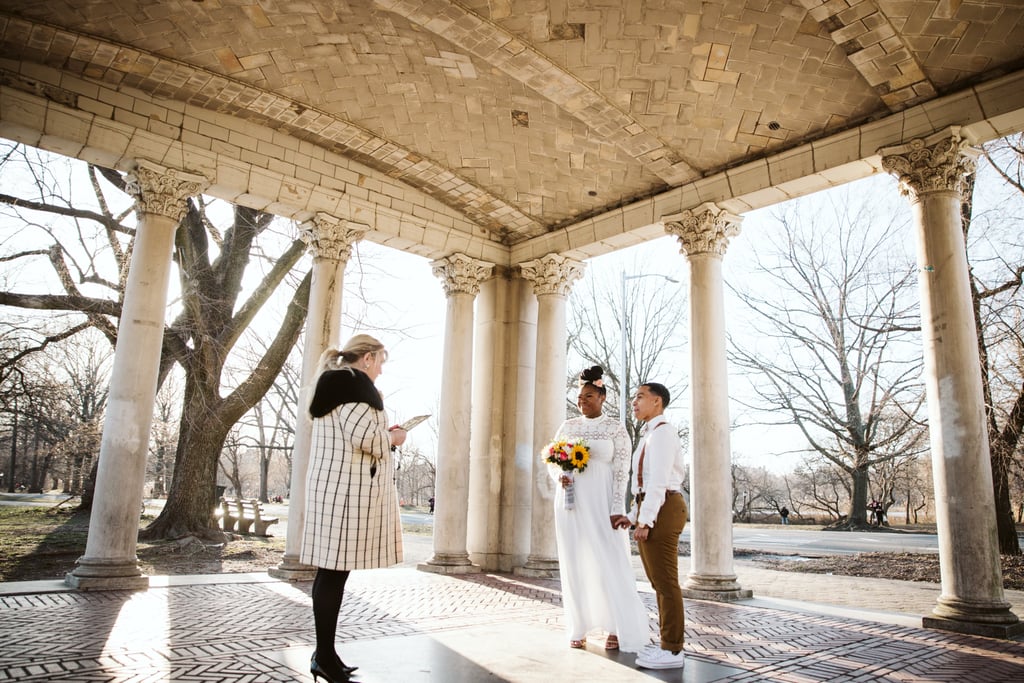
{"left": 467, "top": 273, "right": 539, "bottom": 571}
{"left": 664, "top": 204, "right": 751, "bottom": 601}
{"left": 67, "top": 161, "right": 208, "bottom": 590}
{"left": 419, "top": 253, "right": 492, "bottom": 574}
{"left": 467, "top": 273, "right": 506, "bottom": 569}
{"left": 271, "top": 213, "right": 366, "bottom": 580}
{"left": 880, "top": 127, "right": 1022, "bottom": 637}
{"left": 515, "top": 254, "right": 585, "bottom": 577}
{"left": 504, "top": 277, "right": 539, "bottom": 569}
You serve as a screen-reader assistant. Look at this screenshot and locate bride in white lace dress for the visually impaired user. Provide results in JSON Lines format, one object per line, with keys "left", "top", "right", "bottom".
{"left": 550, "top": 366, "right": 650, "bottom": 652}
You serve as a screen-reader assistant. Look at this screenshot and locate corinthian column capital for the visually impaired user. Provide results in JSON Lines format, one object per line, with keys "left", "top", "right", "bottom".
{"left": 663, "top": 203, "right": 742, "bottom": 257}
{"left": 879, "top": 126, "right": 980, "bottom": 201}
{"left": 519, "top": 253, "right": 586, "bottom": 296}
{"left": 125, "top": 160, "right": 209, "bottom": 223}
{"left": 431, "top": 253, "right": 494, "bottom": 296}
{"left": 300, "top": 213, "right": 368, "bottom": 261}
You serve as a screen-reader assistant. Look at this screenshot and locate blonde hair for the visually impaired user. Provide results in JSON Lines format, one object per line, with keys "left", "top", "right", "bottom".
{"left": 317, "top": 334, "right": 387, "bottom": 374}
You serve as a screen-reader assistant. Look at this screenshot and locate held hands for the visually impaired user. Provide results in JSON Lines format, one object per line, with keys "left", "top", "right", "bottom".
{"left": 609, "top": 514, "right": 631, "bottom": 530}
{"left": 559, "top": 474, "right": 573, "bottom": 489}
{"left": 388, "top": 426, "right": 408, "bottom": 448}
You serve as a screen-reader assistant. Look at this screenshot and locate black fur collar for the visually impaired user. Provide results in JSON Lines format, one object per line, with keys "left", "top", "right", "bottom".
{"left": 309, "top": 367, "right": 384, "bottom": 417}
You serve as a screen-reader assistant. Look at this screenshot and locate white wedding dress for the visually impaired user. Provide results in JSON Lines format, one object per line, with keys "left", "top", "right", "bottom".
{"left": 551, "top": 414, "right": 650, "bottom": 652}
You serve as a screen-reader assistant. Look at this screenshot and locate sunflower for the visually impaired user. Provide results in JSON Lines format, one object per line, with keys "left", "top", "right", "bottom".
{"left": 543, "top": 439, "right": 589, "bottom": 472}
{"left": 570, "top": 443, "right": 589, "bottom": 471}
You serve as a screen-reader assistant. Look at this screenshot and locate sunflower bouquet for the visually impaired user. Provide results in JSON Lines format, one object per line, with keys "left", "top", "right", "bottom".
{"left": 543, "top": 439, "right": 590, "bottom": 510}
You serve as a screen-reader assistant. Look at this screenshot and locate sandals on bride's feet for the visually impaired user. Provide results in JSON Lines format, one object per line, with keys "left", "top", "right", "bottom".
{"left": 605, "top": 635, "right": 619, "bottom": 650}
{"left": 570, "top": 638, "right": 586, "bottom": 649}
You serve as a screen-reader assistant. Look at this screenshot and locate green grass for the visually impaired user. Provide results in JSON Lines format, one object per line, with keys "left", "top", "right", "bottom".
{"left": 0, "top": 506, "right": 92, "bottom": 581}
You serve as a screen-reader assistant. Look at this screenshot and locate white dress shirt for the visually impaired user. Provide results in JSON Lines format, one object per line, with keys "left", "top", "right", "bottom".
{"left": 628, "top": 414, "right": 685, "bottom": 528}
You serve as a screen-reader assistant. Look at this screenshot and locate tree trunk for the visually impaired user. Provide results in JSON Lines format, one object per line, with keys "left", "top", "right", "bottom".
{"left": 79, "top": 458, "right": 98, "bottom": 510}
{"left": 7, "top": 411, "right": 17, "bottom": 493}
{"left": 140, "top": 379, "right": 229, "bottom": 541}
{"left": 259, "top": 452, "right": 270, "bottom": 503}
{"left": 153, "top": 444, "right": 166, "bottom": 497}
{"left": 826, "top": 461, "right": 871, "bottom": 530}
{"left": 848, "top": 463, "right": 870, "bottom": 528}
{"left": 992, "top": 436, "right": 1021, "bottom": 555}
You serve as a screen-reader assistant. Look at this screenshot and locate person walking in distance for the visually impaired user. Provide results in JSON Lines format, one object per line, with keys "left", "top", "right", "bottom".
{"left": 616, "top": 382, "right": 687, "bottom": 670}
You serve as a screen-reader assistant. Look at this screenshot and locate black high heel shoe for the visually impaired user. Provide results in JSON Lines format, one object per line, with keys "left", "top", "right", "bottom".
{"left": 310, "top": 652, "right": 357, "bottom": 682}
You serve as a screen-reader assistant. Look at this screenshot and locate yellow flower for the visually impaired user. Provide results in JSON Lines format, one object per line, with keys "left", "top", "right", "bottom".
{"left": 543, "top": 439, "right": 589, "bottom": 473}
{"left": 570, "top": 443, "right": 589, "bottom": 470}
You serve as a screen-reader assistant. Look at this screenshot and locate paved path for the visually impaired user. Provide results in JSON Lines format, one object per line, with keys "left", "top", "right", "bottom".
{"left": 2, "top": 563, "right": 1023, "bottom": 682}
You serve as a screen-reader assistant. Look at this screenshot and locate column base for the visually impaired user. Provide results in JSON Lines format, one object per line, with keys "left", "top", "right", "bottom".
{"left": 418, "top": 553, "right": 480, "bottom": 575}
{"left": 65, "top": 557, "right": 149, "bottom": 592}
{"left": 922, "top": 596, "right": 1024, "bottom": 638}
{"left": 268, "top": 554, "right": 317, "bottom": 581}
{"left": 683, "top": 573, "right": 752, "bottom": 602}
{"left": 513, "top": 556, "right": 560, "bottom": 578}
{"left": 923, "top": 615, "right": 1024, "bottom": 639}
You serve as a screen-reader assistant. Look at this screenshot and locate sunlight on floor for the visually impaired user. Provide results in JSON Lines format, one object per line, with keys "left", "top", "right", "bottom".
{"left": 264, "top": 577, "right": 314, "bottom": 606}
{"left": 102, "top": 591, "right": 169, "bottom": 676}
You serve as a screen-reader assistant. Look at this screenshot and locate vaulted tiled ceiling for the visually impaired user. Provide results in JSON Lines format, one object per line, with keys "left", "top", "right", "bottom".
{"left": 1, "top": 0, "right": 1022, "bottom": 245}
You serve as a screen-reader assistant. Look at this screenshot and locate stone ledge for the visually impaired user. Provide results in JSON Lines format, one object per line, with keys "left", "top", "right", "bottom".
{"left": 922, "top": 614, "right": 1024, "bottom": 640}
{"left": 683, "top": 587, "right": 754, "bottom": 602}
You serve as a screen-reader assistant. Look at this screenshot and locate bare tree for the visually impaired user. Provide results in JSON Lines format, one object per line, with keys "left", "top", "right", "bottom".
{"left": 731, "top": 462, "right": 788, "bottom": 522}
{"left": 966, "top": 135, "right": 1024, "bottom": 554}
{"left": 0, "top": 143, "right": 311, "bottom": 540}
{"left": 49, "top": 335, "right": 110, "bottom": 498}
{"left": 237, "top": 346, "right": 301, "bottom": 502}
{"left": 567, "top": 254, "right": 689, "bottom": 449}
{"left": 788, "top": 460, "right": 848, "bottom": 523}
{"left": 729, "top": 183, "right": 928, "bottom": 528}
{"left": 218, "top": 427, "right": 250, "bottom": 499}
{"left": 148, "top": 376, "right": 182, "bottom": 499}
{"left": 0, "top": 329, "right": 114, "bottom": 495}
{"left": 395, "top": 444, "right": 436, "bottom": 507}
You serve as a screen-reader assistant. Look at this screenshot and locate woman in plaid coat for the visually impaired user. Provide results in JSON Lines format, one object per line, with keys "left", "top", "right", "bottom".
{"left": 301, "top": 334, "right": 406, "bottom": 683}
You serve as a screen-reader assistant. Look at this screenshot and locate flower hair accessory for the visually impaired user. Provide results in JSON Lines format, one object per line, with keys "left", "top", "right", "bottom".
{"left": 579, "top": 378, "right": 603, "bottom": 388}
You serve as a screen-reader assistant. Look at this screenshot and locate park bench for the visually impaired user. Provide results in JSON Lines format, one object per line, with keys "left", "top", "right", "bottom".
{"left": 219, "top": 496, "right": 279, "bottom": 536}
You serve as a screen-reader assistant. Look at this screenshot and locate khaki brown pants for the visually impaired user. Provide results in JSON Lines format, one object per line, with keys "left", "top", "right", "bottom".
{"left": 636, "top": 492, "right": 688, "bottom": 651}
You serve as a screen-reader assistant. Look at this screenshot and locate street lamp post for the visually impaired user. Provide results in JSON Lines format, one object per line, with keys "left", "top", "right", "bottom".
{"left": 618, "top": 271, "right": 679, "bottom": 424}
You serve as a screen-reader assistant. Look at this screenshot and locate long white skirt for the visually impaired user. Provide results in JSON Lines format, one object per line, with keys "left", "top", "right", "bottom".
{"left": 554, "top": 463, "right": 650, "bottom": 652}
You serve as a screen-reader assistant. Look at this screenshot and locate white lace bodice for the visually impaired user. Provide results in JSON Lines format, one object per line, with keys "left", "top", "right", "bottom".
{"left": 553, "top": 414, "right": 632, "bottom": 514}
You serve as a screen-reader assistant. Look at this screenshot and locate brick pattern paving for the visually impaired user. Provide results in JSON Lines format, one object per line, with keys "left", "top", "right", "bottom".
{"left": 2, "top": 569, "right": 1023, "bottom": 682}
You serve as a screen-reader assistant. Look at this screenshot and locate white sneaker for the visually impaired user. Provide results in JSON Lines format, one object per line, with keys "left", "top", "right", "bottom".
{"left": 636, "top": 647, "right": 685, "bottom": 669}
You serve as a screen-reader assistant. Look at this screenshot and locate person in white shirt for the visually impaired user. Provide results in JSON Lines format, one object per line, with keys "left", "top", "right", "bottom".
{"left": 615, "top": 382, "right": 687, "bottom": 670}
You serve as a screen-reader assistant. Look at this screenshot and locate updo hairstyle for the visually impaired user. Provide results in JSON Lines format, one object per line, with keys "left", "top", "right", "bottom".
{"left": 578, "top": 365, "right": 607, "bottom": 396}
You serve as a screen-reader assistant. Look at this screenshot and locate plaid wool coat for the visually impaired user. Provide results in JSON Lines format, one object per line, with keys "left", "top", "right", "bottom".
{"left": 300, "top": 369, "right": 403, "bottom": 571}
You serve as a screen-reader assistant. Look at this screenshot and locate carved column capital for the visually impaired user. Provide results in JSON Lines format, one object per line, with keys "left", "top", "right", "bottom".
{"left": 125, "top": 160, "right": 208, "bottom": 223}
{"left": 300, "top": 213, "right": 368, "bottom": 261}
{"left": 431, "top": 253, "right": 494, "bottom": 297}
{"left": 879, "top": 126, "right": 980, "bottom": 201}
{"left": 663, "top": 203, "right": 742, "bottom": 257}
{"left": 519, "top": 253, "right": 586, "bottom": 297}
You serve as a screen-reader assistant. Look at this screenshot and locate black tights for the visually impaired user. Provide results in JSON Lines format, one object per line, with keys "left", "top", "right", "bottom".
{"left": 312, "top": 567, "right": 351, "bottom": 663}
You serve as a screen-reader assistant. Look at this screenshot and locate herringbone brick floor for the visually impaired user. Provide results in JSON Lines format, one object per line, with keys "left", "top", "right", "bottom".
{"left": 2, "top": 568, "right": 1023, "bottom": 682}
